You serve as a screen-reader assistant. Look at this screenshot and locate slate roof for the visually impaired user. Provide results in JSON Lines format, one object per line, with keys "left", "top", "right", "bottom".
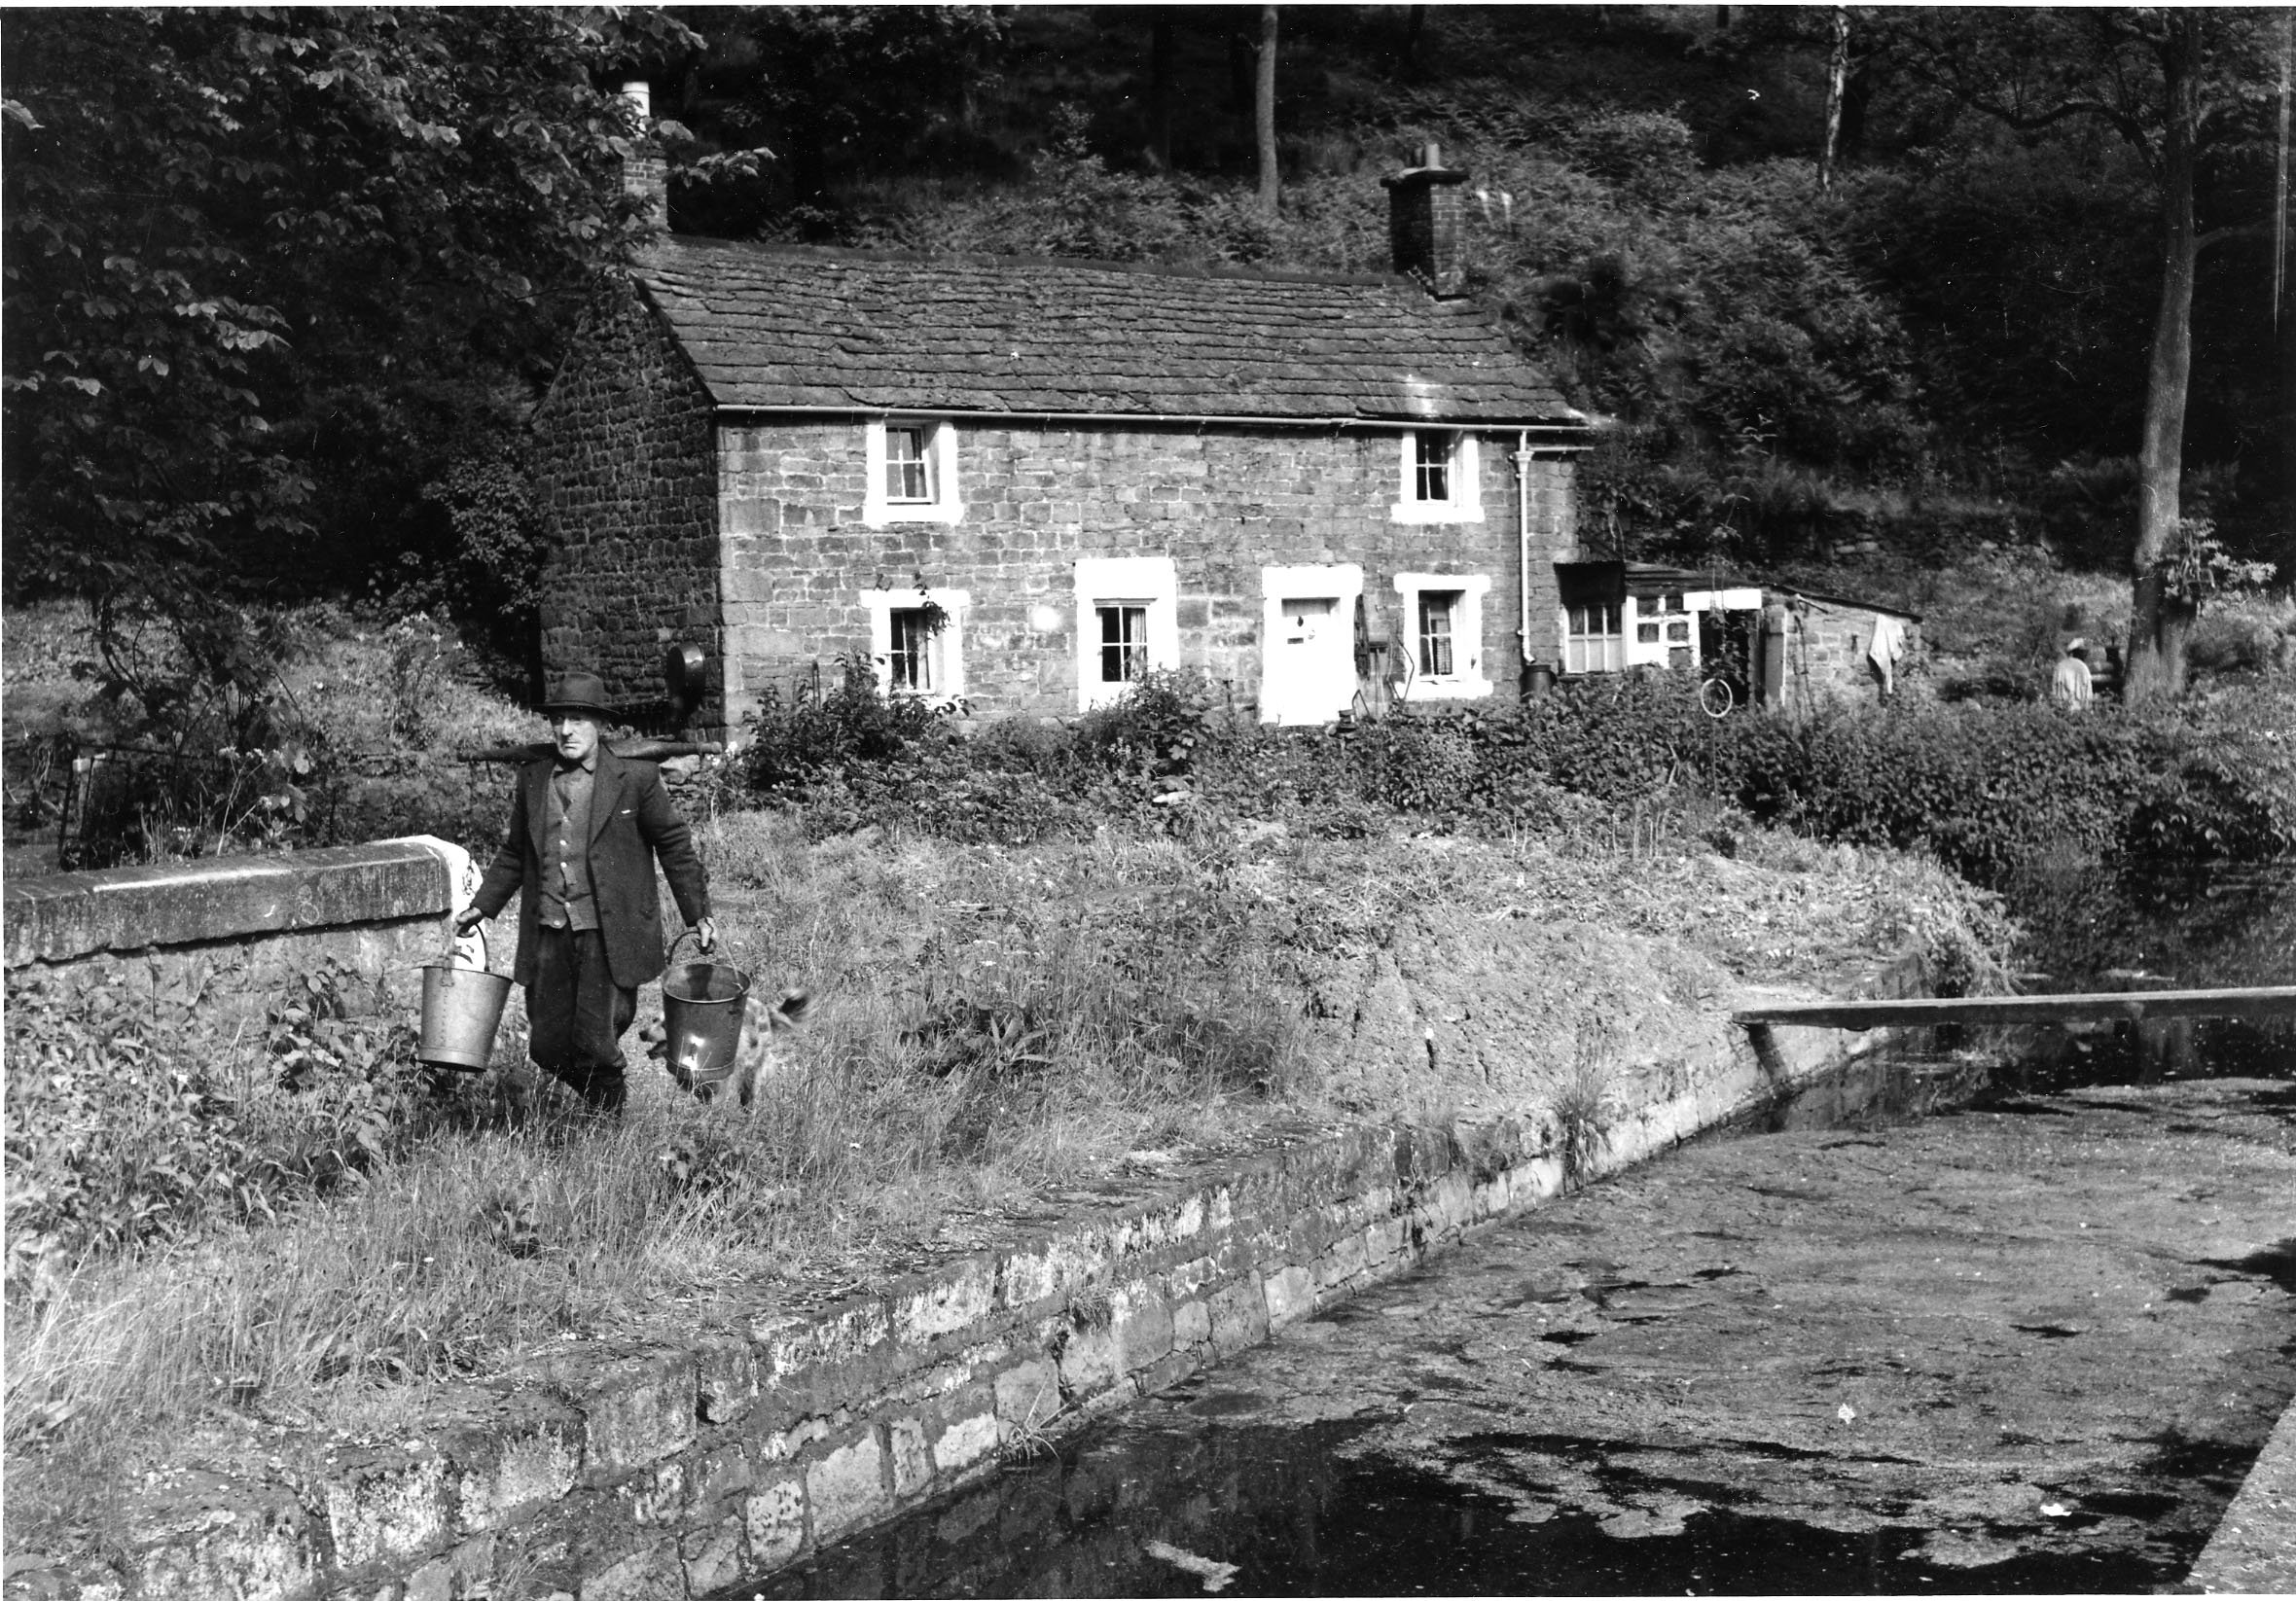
{"left": 635, "top": 236, "right": 1585, "bottom": 428}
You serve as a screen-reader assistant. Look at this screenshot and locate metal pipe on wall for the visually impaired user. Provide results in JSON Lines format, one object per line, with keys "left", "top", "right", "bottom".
{"left": 1516, "top": 429, "right": 1533, "bottom": 684}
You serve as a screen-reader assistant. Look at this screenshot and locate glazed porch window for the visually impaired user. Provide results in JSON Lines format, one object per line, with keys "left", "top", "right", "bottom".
{"left": 1096, "top": 603, "right": 1152, "bottom": 684}
{"left": 1565, "top": 601, "right": 1625, "bottom": 674}
{"left": 884, "top": 424, "right": 935, "bottom": 503}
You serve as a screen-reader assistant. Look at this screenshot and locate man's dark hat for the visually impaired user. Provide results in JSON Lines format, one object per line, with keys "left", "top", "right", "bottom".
{"left": 540, "top": 670, "right": 613, "bottom": 721}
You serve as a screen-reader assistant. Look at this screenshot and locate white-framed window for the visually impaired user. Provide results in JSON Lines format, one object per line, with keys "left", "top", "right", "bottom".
{"left": 1393, "top": 572, "right": 1493, "bottom": 700}
{"left": 1562, "top": 600, "right": 1626, "bottom": 674}
{"left": 1260, "top": 564, "right": 1365, "bottom": 725}
{"left": 1391, "top": 429, "right": 1483, "bottom": 523}
{"left": 1074, "top": 555, "right": 1179, "bottom": 711}
{"left": 885, "top": 424, "right": 935, "bottom": 503}
{"left": 862, "top": 587, "right": 968, "bottom": 704}
{"left": 863, "top": 418, "right": 962, "bottom": 526}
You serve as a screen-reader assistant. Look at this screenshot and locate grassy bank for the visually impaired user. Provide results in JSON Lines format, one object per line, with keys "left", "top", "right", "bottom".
{"left": 17, "top": 571, "right": 2278, "bottom": 1548}
{"left": 3, "top": 805, "right": 2010, "bottom": 1548}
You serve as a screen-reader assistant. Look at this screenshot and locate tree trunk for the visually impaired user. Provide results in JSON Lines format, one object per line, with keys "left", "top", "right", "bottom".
{"left": 1404, "top": 4, "right": 1426, "bottom": 80}
{"left": 1254, "top": 4, "right": 1279, "bottom": 216}
{"left": 1839, "top": 63, "right": 1872, "bottom": 163}
{"left": 1147, "top": 8, "right": 1173, "bottom": 170}
{"left": 1819, "top": 7, "right": 1850, "bottom": 193}
{"left": 2278, "top": 11, "right": 2294, "bottom": 540}
{"left": 2124, "top": 13, "right": 2203, "bottom": 706}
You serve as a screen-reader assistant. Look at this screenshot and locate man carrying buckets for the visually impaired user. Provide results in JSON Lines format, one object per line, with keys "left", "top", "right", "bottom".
{"left": 454, "top": 669, "right": 715, "bottom": 1114}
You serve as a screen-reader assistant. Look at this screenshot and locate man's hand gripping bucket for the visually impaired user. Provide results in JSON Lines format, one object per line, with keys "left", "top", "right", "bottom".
{"left": 661, "top": 930, "right": 751, "bottom": 1092}
{"left": 419, "top": 925, "right": 513, "bottom": 1072}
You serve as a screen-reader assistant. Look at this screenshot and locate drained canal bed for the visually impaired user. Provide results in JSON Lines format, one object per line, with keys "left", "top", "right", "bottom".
{"left": 742, "top": 1070, "right": 2295, "bottom": 1597}
{"left": 735, "top": 868, "right": 2296, "bottom": 1598}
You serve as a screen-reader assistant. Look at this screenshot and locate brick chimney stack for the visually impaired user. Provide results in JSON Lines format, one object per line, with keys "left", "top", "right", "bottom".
{"left": 618, "top": 80, "right": 667, "bottom": 230}
{"left": 1381, "top": 141, "right": 1470, "bottom": 298}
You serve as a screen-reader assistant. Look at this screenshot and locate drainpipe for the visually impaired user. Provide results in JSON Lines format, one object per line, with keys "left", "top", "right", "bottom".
{"left": 1516, "top": 429, "right": 1534, "bottom": 679}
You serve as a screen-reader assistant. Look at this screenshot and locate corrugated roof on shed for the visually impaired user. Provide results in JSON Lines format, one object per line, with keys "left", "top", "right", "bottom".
{"left": 636, "top": 236, "right": 1585, "bottom": 427}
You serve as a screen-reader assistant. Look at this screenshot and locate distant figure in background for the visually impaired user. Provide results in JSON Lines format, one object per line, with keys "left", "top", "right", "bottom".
{"left": 2051, "top": 638, "right": 2095, "bottom": 711}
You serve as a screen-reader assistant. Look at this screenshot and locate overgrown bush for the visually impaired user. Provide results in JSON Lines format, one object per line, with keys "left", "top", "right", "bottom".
{"left": 727, "top": 647, "right": 2292, "bottom": 884}
{"left": 736, "top": 656, "right": 951, "bottom": 796}
{"left": 2187, "top": 592, "right": 2295, "bottom": 678}
{"left": 3, "top": 960, "right": 448, "bottom": 1290}
{"left": 1717, "top": 701, "right": 2142, "bottom": 884}
{"left": 1716, "top": 697, "right": 2296, "bottom": 885}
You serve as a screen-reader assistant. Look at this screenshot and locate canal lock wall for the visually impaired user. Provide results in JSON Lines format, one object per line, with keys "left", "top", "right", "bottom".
{"left": 6, "top": 844, "right": 1918, "bottom": 1601}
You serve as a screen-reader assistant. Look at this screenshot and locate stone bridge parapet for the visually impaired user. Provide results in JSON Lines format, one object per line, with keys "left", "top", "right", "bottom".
{"left": 3, "top": 836, "right": 472, "bottom": 1020}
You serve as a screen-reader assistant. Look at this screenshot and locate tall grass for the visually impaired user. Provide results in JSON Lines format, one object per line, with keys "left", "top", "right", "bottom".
{"left": 3, "top": 813, "right": 1320, "bottom": 1535}
{"left": 5, "top": 801, "right": 2021, "bottom": 1547}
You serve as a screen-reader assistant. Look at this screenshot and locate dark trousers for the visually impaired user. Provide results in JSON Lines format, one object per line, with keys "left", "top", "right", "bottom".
{"left": 527, "top": 925, "right": 635, "bottom": 1112}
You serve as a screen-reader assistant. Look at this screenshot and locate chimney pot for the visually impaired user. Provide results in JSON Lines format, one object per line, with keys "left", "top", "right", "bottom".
{"left": 616, "top": 78, "right": 667, "bottom": 231}
{"left": 1381, "top": 146, "right": 1471, "bottom": 298}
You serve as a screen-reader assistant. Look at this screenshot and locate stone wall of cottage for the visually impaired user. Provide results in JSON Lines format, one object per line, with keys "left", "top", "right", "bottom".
{"left": 716, "top": 417, "right": 1578, "bottom": 724}
{"left": 531, "top": 285, "right": 722, "bottom": 724}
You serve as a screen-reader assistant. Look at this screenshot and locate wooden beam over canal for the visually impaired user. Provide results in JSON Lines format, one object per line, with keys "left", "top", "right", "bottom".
{"left": 1736, "top": 986, "right": 2296, "bottom": 1032}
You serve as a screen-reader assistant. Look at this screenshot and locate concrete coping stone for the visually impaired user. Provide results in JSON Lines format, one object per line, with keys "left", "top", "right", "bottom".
{"left": 3, "top": 836, "right": 464, "bottom": 968}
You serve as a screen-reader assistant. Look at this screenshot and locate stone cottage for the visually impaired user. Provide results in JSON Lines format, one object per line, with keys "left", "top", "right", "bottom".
{"left": 529, "top": 137, "right": 1593, "bottom": 731}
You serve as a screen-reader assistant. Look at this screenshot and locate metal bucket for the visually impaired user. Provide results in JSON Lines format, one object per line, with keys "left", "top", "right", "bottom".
{"left": 662, "top": 945, "right": 750, "bottom": 1090}
{"left": 419, "top": 926, "right": 511, "bottom": 1072}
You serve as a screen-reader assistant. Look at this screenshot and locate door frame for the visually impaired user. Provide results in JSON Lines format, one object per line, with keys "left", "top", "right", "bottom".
{"left": 1259, "top": 564, "right": 1364, "bottom": 725}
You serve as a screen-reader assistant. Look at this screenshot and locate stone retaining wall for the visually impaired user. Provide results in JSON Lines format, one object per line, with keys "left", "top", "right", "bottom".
{"left": 77, "top": 999, "right": 1887, "bottom": 1601}
{"left": 2, "top": 837, "right": 471, "bottom": 1022}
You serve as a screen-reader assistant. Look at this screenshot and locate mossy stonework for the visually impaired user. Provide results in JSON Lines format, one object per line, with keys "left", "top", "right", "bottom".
{"left": 49, "top": 966, "right": 1912, "bottom": 1601}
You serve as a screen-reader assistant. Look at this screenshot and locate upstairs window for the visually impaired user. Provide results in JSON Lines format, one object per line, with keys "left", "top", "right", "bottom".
{"left": 1415, "top": 433, "right": 1453, "bottom": 504}
{"left": 884, "top": 425, "right": 936, "bottom": 504}
{"left": 863, "top": 419, "right": 962, "bottom": 525}
{"left": 1392, "top": 430, "right": 1483, "bottom": 523}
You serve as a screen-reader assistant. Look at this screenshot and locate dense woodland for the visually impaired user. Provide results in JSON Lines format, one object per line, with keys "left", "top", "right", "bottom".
{"left": 3, "top": 4, "right": 2290, "bottom": 698}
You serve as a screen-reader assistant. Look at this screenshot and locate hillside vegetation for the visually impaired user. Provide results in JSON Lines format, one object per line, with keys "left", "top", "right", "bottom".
{"left": 4, "top": 5, "right": 2287, "bottom": 697}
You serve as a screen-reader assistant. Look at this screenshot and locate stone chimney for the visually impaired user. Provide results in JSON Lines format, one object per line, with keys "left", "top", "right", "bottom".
{"left": 618, "top": 80, "right": 667, "bottom": 230}
{"left": 1381, "top": 141, "right": 1470, "bottom": 298}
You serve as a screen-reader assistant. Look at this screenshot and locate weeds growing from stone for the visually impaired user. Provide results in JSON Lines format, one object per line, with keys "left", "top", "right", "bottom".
{"left": 1553, "top": 1020, "right": 1622, "bottom": 1190}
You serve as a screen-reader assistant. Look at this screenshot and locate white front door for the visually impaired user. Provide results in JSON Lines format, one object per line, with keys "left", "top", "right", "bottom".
{"left": 1263, "top": 595, "right": 1350, "bottom": 725}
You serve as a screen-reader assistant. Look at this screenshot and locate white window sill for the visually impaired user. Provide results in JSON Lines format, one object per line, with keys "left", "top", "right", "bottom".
{"left": 862, "top": 499, "right": 964, "bottom": 528}
{"left": 1389, "top": 499, "right": 1483, "bottom": 524}
{"left": 1399, "top": 673, "right": 1494, "bottom": 701}
{"left": 880, "top": 686, "right": 969, "bottom": 714}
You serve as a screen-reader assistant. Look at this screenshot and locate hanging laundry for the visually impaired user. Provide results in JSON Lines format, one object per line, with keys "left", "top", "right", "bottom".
{"left": 1867, "top": 613, "right": 1908, "bottom": 694}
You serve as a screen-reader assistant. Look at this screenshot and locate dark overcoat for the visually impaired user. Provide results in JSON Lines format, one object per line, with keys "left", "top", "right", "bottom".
{"left": 470, "top": 748, "right": 710, "bottom": 988}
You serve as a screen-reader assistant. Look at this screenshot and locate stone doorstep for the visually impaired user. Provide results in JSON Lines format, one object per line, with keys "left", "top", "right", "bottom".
{"left": 69, "top": 972, "right": 1903, "bottom": 1601}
